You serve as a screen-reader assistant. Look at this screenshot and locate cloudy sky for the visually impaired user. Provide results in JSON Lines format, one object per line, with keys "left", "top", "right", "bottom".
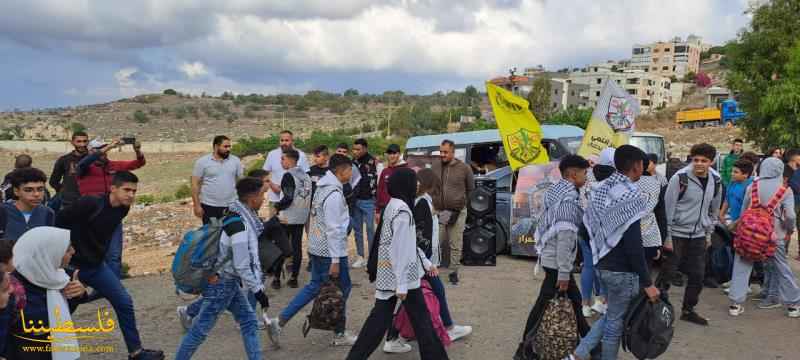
{"left": 0, "top": 0, "right": 752, "bottom": 110}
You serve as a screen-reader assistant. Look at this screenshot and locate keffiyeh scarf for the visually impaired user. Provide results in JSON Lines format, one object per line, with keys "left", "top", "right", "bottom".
{"left": 584, "top": 172, "right": 648, "bottom": 264}
{"left": 229, "top": 200, "right": 264, "bottom": 235}
{"left": 534, "top": 179, "right": 583, "bottom": 255}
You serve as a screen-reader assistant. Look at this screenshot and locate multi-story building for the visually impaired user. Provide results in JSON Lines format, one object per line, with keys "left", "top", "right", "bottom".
{"left": 489, "top": 73, "right": 590, "bottom": 111}
{"left": 629, "top": 36, "right": 702, "bottom": 79}
{"left": 568, "top": 62, "right": 673, "bottom": 113}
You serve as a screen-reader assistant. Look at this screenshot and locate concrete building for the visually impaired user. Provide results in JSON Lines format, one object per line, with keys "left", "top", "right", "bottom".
{"left": 629, "top": 36, "right": 702, "bottom": 79}
{"left": 489, "top": 73, "right": 590, "bottom": 111}
{"left": 569, "top": 62, "right": 673, "bottom": 113}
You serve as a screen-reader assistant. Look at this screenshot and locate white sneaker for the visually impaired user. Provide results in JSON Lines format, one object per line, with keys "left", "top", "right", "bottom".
{"left": 351, "top": 256, "right": 366, "bottom": 269}
{"left": 447, "top": 325, "right": 472, "bottom": 342}
{"left": 591, "top": 301, "right": 607, "bottom": 315}
{"left": 721, "top": 281, "right": 731, "bottom": 289}
{"left": 266, "top": 316, "right": 282, "bottom": 348}
{"left": 788, "top": 307, "right": 800, "bottom": 318}
{"left": 729, "top": 304, "right": 744, "bottom": 317}
{"left": 333, "top": 331, "right": 358, "bottom": 346}
{"left": 177, "top": 306, "right": 193, "bottom": 332}
{"left": 383, "top": 338, "right": 412, "bottom": 353}
{"left": 582, "top": 305, "right": 593, "bottom": 318}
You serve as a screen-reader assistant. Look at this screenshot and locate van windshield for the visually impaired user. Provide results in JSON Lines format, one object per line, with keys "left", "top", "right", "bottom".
{"left": 630, "top": 136, "right": 665, "bottom": 163}
{"left": 560, "top": 136, "right": 583, "bottom": 154}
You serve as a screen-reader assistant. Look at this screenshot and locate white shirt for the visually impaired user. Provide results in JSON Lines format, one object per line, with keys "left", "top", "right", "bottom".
{"left": 263, "top": 147, "right": 310, "bottom": 202}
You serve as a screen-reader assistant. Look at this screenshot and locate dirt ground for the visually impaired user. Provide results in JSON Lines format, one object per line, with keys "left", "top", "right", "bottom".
{"left": 71, "top": 247, "right": 800, "bottom": 360}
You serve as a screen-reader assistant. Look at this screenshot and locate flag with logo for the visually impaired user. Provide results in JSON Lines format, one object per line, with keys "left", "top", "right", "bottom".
{"left": 577, "top": 80, "right": 640, "bottom": 158}
{"left": 486, "top": 82, "right": 549, "bottom": 170}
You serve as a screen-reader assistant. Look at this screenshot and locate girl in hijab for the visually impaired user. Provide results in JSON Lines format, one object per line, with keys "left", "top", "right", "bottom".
{"left": 7, "top": 227, "right": 88, "bottom": 360}
{"left": 348, "top": 168, "right": 449, "bottom": 360}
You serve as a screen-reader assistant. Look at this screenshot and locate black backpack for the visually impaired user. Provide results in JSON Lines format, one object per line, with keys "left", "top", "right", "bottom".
{"left": 622, "top": 292, "right": 675, "bottom": 360}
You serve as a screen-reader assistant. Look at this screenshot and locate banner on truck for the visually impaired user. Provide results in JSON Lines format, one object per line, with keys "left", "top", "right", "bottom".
{"left": 486, "top": 82, "right": 549, "bottom": 170}
{"left": 577, "top": 80, "right": 640, "bottom": 158}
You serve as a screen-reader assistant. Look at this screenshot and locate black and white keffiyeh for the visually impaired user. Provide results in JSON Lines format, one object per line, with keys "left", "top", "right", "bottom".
{"left": 229, "top": 200, "right": 264, "bottom": 235}
{"left": 534, "top": 179, "right": 583, "bottom": 254}
{"left": 584, "top": 172, "right": 648, "bottom": 264}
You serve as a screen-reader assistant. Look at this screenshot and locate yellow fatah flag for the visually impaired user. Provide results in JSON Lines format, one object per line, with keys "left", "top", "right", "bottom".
{"left": 577, "top": 81, "right": 640, "bottom": 158}
{"left": 486, "top": 82, "right": 549, "bottom": 170}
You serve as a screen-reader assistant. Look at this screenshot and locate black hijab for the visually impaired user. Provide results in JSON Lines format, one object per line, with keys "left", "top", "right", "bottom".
{"left": 368, "top": 167, "right": 417, "bottom": 282}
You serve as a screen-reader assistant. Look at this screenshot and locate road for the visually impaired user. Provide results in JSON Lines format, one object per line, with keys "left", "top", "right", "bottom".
{"left": 70, "top": 254, "right": 800, "bottom": 359}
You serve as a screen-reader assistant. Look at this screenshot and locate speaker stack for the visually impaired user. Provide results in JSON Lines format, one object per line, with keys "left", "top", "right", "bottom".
{"left": 462, "top": 177, "right": 497, "bottom": 266}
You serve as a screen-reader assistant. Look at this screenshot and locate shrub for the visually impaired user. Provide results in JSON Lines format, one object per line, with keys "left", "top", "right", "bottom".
{"left": 70, "top": 122, "right": 87, "bottom": 134}
{"left": 174, "top": 183, "right": 192, "bottom": 199}
{"left": 174, "top": 106, "right": 187, "bottom": 119}
{"left": 163, "top": 89, "right": 178, "bottom": 95}
{"left": 133, "top": 110, "right": 149, "bottom": 124}
{"left": 137, "top": 194, "right": 156, "bottom": 205}
{"left": 158, "top": 194, "right": 174, "bottom": 203}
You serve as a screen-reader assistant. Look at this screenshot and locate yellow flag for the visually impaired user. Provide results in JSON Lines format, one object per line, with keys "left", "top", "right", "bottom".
{"left": 577, "top": 81, "right": 640, "bottom": 158}
{"left": 486, "top": 82, "right": 549, "bottom": 170}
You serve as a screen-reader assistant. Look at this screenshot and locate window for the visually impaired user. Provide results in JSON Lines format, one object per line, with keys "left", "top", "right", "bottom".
{"left": 653, "top": 49, "right": 660, "bottom": 53}
{"left": 662, "top": 66, "right": 669, "bottom": 70}
{"left": 675, "top": 45, "right": 688, "bottom": 53}
{"left": 627, "top": 89, "right": 637, "bottom": 95}
{"left": 554, "top": 89, "right": 559, "bottom": 95}
{"left": 641, "top": 99, "right": 652, "bottom": 106}
{"left": 651, "top": 67, "right": 658, "bottom": 71}
{"left": 616, "top": 79, "right": 621, "bottom": 84}
{"left": 570, "top": 91, "right": 575, "bottom": 96}
{"left": 553, "top": 102, "right": 559, "bottom": 109}
{"left": 595, "top": 91, "right": 601, "bottom": 97}
{"left": 664, "top": 48, "right": 671, "bottom": 52}
{"left": 645, "top": 68, "right": 649, "bottom": 72}
{"left": 627, "top": 78, "right": 639, "bottom": 84}
{"left": 593, "top": 67, "right": 599, "bottom": 72}
{"left": 596, "top": 78, "right": 602, "bottom": 84}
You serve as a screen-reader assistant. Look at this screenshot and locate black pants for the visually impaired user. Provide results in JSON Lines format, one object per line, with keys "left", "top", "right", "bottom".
{"left": 662, "top": 236, "right": 706, "bottom": 311}
{"left": 201, "top": 204, "right": 228, "bottom": 225}
{"left": 346, "top": 288, "right": 449, "bottom": 360}
{"left": 276, "top": 224, "right": 304, "bottom": 279}
{"left": 521, "top": 267, "right": 590, "bottom": 340}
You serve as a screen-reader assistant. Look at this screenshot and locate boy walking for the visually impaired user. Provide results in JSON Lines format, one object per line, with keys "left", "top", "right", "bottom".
{"left": 273, "top": 154, "right": 358, "bottom": 347}
{"left": 273, "top": 149, "right": 312, "bottom": 289}
{"left": 663, "top": 143, "right": 723, "bottom": 326}
{"left": 728, "top": 157, "right": 800, "bottom": 317}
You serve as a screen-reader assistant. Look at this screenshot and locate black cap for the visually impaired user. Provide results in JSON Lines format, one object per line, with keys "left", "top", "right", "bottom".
{"left": 386, "top": 144, "right": 401, "bottom": 154}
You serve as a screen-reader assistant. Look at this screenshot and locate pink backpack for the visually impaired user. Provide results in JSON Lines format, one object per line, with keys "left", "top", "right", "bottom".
{"left": 734, "top": 180, "right": 787, "bottom": 262}
{"left": 393, "top": 280, "right": 451, "bottom": 347}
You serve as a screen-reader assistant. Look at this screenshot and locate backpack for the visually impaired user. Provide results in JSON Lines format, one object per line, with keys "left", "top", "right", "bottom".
{"left": 677, "top": 172, "right": 720, "bottom": 202}
{"left": 710, "top": 225, "right": 735, "bottom": 283}
{"left": 524, "top": 296, "right": 579, "bottom": 360}
{"left": 171, "top": 215, "right": 241, "bottom": 295}
{"left": 302, "top": 281, "right": 345, "bottom": 337}
{"left": 392, "top": 280, "right": 452, "bottom": 347}
{"left": 622, "top": 292, "right": 675, "bottom": 360}
{"left": 733, "top": 180, "right": 787, "bottom": 262}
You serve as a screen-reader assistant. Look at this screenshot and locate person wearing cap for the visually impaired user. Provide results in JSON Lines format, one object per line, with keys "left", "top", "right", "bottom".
{"left": 75, "top": 138, "right": 145, "bottom": 280}
{"left": 375, "top": 144, "right": 408, "bottom": 212}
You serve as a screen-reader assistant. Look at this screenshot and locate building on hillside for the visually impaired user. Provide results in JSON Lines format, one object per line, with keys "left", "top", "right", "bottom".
{"left": 629, "top": 36, "right": 702, "bottom": 79}
{"left": 705, "top": 86, "right": 733, "bottom": 108}
{"left": 550, "top": 78, "right": 590, "bottom": 111}
{"left": 568, "top": 63, "right": 673, "bottom": 113}
{"left": 523, "top": 65, "right": 545, "bottom": 77}
{"left": 488, "top": 75, "right": 531, "bottom": 96}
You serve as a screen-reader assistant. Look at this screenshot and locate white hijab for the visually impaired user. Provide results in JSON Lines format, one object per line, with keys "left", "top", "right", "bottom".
{"left": 14, "top": 227, "right": 80, "bottom": 360}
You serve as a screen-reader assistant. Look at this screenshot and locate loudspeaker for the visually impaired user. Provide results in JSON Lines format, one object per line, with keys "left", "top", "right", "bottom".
{"left": 463, "top": 178, "right": 496, "bottom": 266}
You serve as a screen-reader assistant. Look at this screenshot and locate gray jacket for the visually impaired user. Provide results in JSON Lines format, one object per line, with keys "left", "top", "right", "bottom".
{"left": 742, "top": 158, "right": 796, "bottom": 241}
{"left": 538, "top": 230, "right": 579, "bottom": 281}
{"left": 665, "top": 164, "right": 723, "bottom": 241}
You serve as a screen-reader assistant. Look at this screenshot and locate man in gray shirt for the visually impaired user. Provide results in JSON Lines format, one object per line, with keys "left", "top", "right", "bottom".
{"left": 192, "top": 135, "right": 244, "bottom": 224}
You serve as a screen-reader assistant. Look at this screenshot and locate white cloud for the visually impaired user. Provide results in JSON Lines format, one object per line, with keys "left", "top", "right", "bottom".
{"left": 114, "top": 67, "right": 138, "bottom": 88}
{"left": 179, "top": 61, "right": 209, "bottom": 79}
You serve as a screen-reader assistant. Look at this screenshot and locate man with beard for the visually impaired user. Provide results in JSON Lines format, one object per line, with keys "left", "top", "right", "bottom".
{"left": 49, "top": 131, "right": 90, "bottom": 208}
{"left": 263, "top": 130, "right": 310, "bottom": 218}
{"left": 192, "top": 135, "right": 245, "bottom": 224}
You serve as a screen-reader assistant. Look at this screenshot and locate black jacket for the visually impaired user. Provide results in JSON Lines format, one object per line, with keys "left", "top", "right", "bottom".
{"left": 353, "top": 154, "right": 378, "bottom": 200}
{"left": 55, "top": 195, "right": 129, "bottom": 267}
{"left": 598, "top": 219, "right": 652, "bottom": 288}
{"left": 413, "top": 198, "right": 434, "bottom": 259}
{"left": 50, "top": 151, "right": 86, "bottom": 206}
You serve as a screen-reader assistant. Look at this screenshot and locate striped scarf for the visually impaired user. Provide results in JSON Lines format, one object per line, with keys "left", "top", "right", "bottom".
{"left": 534, "top": 179, "right": 583, "bottom": 254}
{"left": 584, "top": 172, "right": 648, "bottom": 264}
{"left": 228, "top": 200, "right": 264, "bottom": 235}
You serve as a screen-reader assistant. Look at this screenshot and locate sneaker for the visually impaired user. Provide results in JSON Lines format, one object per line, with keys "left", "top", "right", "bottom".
{"left": 449, "top": 272, "right": 460, "bottom": 285}
{"left": 383, "top": 338, "right": 412, "bottom": 353}
{"left": 680, "top": 310, "right": 709, "bottom": 326}
{"left": 703, "top": 278, "right": 720, "bottom": 288}
{"left": 591, "top": 301, "right": 607, "bottom": 315}
{"left": 447, "top": 325, "right": 472, "bottom": 342}
{"left": 129, "top": 349, "right": 165, "bottom": 360}
{"left": 757, "top": 298, "right": 782, "bottom": 309}
{"left": 271, "top": 278, "right": 282, "bottom": 290}
{"left": 332, "top": 331, "right": 358, "bottom": 346}
{"left": 721, "top": 281, "right": 731, "bottom": 289}
{"left": 177, "top": 306, "right": 193, "bottom": 332}
{"left": 788, "top": 307, "right": 800, "bottom": 318}
{"left": 265, "top": 316, "right": 282, "bottom": 348}
{"left": 729, "top": 304, "right": 744, "bottom": 317}
{"left": 288, "top": 277, "right": 299, "bottom": 288}
{"left": 582, "top": 305, "right": 593, "bottom": 318}
{"left": 723, "top": 288, "right": 731, "bottom": 295}
{"left": 351, "top": 256, "right": 366, "bottom": 269}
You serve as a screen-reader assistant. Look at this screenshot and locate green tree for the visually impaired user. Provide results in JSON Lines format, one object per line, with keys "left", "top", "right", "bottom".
{"left": 344, "top": 88, "right": 359, "bottom": 97}
{"left": 527, "top": 76, "right": 552, "bottom": 120}
{"left": 544, "top": 107, "right": 593, "bottom": 129}
{"left": 133, "top": 110, "right": 149, "bottom": 124}
{"left": 726, "top": 0, "right": 800, "bottom": 150}
{"left": 163, "top": 89, "right": 177, "bottom": 95}
{"left": 70, "top": 122, "right": 87, "bottom": 134}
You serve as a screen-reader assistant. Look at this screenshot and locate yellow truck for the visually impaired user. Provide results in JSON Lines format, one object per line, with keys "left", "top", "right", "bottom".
{"left": 675, "top": 99, "right": 746, "bottom": 128}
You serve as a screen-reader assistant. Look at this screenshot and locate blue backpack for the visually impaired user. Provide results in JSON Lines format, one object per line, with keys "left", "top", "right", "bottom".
{"left": 172, "top": 216, "right": 240, "bottom": 295}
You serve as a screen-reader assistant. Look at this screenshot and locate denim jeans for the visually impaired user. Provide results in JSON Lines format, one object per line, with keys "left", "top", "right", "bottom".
{"left": 175, "top": 278, "right": 261, "bottom": 360}
{"left": 105, "top": 223, "right": 124, "bottom": 279}
{"left": 579, "top": 239, "right": 606, "bottom": 302}
{"left": 78, "top": 262, "right": 142, "bottom": 354}
{"left": 575, "top": 271, "right": 640, "bottom": 360}
{"left": 351, "top": 199, "right": 375, "bottom": 257}
{"left": 280, "top": 255, "right": 351, "bottom": 333}
{"left": 186, "top": 287, "right": 258, "bottom": 318}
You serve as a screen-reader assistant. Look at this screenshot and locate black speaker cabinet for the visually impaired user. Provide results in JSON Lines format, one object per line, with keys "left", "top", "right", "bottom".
{"left": 463, "top": 177, "right": 496, "bottom": 266}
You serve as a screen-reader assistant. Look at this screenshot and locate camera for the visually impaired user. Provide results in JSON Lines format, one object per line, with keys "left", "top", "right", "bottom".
{"left": 122, "top": 136, "right": 137, "bottom": 145}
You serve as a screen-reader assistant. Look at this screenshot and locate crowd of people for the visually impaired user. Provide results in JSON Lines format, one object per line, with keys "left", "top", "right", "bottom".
{"left": 2, "top": 128, "right": 800, "bottom": 359}
{"left": 0, "top": 130, "right": 475, "bottom": 359}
